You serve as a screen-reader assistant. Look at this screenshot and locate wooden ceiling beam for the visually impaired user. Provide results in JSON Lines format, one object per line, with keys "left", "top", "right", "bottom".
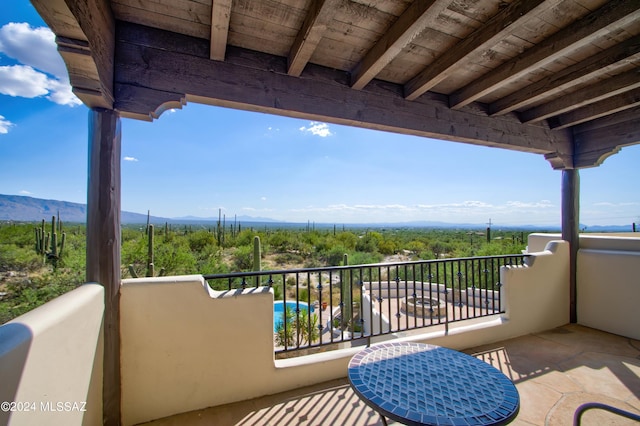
{"left": 519, "top": 68, "right": 640, "bottom": 124}
{"left": 56, "top": 36, "right": 108, "bottom": 105}
{"left": 350, "top": 0, "right": 450, "bottom": 90}
{"left": 545, "top": 107, "right": 640, "bottom": 169}
{"left": 287, "top": 0, "right": 340, "bottom": 77}
{"left": 549, "top": 87, "right": 640, "bottom": 130}
{"left": 114, "top": 23, "right": 572, "bottom": 157}
{"left": 210, "top": 0, "right": 233, "bottom": 61}
{"left": 403, "top": 0, "right": 549, "bottom": 101}
{"left": 452, "top": 0, "right": 640, "bottom": 111}
{"left": 572, "top": 108, "right": 640, "bottom": 168}
{"left": 115, "top": 83, "right": 186, "bottom": 121}
{"left": 31, "top": 0, "right": 114, "bottom": 109}
{"left": 488, "top": 34, "right": 640, "bottom": 117}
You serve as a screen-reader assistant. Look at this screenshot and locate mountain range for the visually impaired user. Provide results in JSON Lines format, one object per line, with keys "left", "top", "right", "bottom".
{"left": 0, "top": 194, "right": 275, "bottom": 225}
{"left": 0, "top": 194, "right": 145, "bottom": 223}
{"left": 0, "top": 194, "right": 634, "bottom": 232}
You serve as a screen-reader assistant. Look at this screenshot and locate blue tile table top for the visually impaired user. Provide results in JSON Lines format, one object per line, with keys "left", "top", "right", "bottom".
{"left": 348, "top": 342, "right": 519, "bottom": 426}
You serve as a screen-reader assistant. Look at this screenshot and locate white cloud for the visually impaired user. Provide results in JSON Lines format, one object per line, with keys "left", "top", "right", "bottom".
{"left": 241, "top": 207, "right": 274, "bottom": 213}
{"left": 293, "top": 203, "right": 418, "bottom": 214}
{"left": 506, "top": 200, "right": 553, "bottom": 208}
{"left": 0, "top": 114, "right": 13, "bottom": 134}
{"left": 0, "top": 23, "right": 81, "bottom": 106}
{"left": 261, "top": 197, "right": 267, "bottom": 201}
{"left": 46, "top": 77, "right": 81, "bottom": 106}
{"left": 415, "top": 201, "right": 494, "bottom": 210}
{"left": 123, "top": 156, "right": 138, "bottom": 162}
{"left": 354, "top": 204, "right": 413, "bottom": 211}
{"left": 594, "top": 201, "right": 639, "bottom": 207}
{"left": 0, "top": 65, "right": 49, "bottom": 98}
{"left": 0, "top": 23, "right": 67, "bottom": 78}
{"left": 19, "top": 190, "right": 32, "bottom": 195}
{"left": 288, "top": 199, "right": 560, "bottom": 224}
{"left": 299, "top": 121, "right": 333, "bottom": 137}
{"left": 300, "top": 200, "right": 557, "bottom": 216}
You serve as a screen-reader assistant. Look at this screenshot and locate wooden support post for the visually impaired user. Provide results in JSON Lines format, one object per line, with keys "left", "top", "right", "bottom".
{"left": 87, "top": 108, "right": 122, "bottom": 425}
{"left": 561, "top": 169, "right": 579, "bottom": 324}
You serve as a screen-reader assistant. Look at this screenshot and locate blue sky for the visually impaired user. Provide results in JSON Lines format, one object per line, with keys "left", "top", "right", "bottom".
{"left": 1, "top": 1, "right": 638, "bottom": 227}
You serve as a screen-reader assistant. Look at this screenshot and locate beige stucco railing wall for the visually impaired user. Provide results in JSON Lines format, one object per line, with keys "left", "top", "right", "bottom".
{"left": 0, "top": 283, "right": 104, "bottom": 426}
{"left": 120, "top": 240, "right": 570, "bottom": 425}
{"left": 526, "top": 233, "right": 563, "bottom": 253}
{"left": 528, "top": 232, "right": 640, "bottom": 339}
{"left": 576, "top": 234, "right": 640, "bottom": 339}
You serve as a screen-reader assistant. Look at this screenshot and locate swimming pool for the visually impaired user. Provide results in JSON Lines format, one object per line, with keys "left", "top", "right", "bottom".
{"left": 273, "top": 301, "right": 314, "bottom": 333}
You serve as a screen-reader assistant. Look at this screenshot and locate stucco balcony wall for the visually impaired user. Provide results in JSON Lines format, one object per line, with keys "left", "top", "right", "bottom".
{"left": 576, "top": 234, "right": 640, "bottom": 340}
{"left": 119, "top": 240, "right": 570, "bottom": 425}
{"left": 0, "top": 284, "right": 104, "bottom": 426}
{"left": 120, "top": 276, "right": 362, "bottom": 426}
{"left": 528, "top": 232, "right": 640, "bottom": 339}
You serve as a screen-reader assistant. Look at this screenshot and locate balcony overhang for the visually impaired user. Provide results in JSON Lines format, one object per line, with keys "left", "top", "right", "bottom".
{"left": 31, "top": 0, "right": 640, "bottom": 170}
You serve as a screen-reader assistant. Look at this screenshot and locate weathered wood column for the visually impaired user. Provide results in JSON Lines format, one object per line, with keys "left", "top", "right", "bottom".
{"left": 86, "top": 108, "right": 122, "bottom": 425}
{"left": 561, "top": 169, "right": 579, "bottom": 324}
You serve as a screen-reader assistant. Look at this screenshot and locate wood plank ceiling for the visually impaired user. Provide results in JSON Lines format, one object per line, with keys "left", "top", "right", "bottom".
{"left": 32, "top": 0, "right": 640, "bottom": 169}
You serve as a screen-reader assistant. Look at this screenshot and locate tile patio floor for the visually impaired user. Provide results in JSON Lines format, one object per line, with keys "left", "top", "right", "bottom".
{"left": 140, "top": 324, "right": 640, "bottom": 425}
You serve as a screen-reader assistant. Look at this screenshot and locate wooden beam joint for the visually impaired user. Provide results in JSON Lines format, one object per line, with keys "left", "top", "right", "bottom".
{"left": 288, "top": 0, "right": 340, "bottom": 77}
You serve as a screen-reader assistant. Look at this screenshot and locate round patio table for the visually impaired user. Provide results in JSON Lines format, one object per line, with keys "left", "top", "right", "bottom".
{"left": 348, "top": 341, "right": 519, "bottom": 425}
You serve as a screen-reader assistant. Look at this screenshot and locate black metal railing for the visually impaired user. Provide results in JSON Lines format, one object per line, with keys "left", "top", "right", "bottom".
{"left": 573, "top": 402, "right": 640, "bottom": 425}
{"left": 203, "top": 254, "right": 528, "bottom": 355}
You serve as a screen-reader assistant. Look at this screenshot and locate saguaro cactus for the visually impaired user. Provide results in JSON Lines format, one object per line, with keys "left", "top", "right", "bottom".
{"left": 128, "top": 224, "right": 165, "bottom": 278}
{"left": 34, "top": 216, "right": 65, "bottom": 268}
{"left": 253, "top": 236, "right": 262, "bottom": 271}
{"left": 147, "top": 224, "right": 155, "bottom": 277}
{"left": 253, "top": 235, "right": 261, "bottom": 286}
{"left": 34, "top": 219, "right": 45, "bottom": 254}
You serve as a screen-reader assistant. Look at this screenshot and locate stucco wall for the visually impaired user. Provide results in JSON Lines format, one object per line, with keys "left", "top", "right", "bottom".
{"left": 577, "top": 235, "right": 640, "bottom": 339}
{"left": 526, "top": 233, "right": 562, "bottom": 253}
{"left": 528, "top": 233, "right": 640, "bottom": 339}
{"left": 0, "top": 283, "right": 104, "bottom": 426}
{"left": 121, "top": 277, "right": 273, "bottom": 425}
{"left": 120, "top": 241, "right": 570, "bottom": 425}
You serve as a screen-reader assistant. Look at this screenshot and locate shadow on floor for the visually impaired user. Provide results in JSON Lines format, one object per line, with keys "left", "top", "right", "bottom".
{"left": 140, "top": 325, "right": 640, "bottom": 426}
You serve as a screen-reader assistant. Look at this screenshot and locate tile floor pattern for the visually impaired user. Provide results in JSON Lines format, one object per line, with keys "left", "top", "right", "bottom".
{"left": 140, "top": 325, "right": 640, "bottom": 425}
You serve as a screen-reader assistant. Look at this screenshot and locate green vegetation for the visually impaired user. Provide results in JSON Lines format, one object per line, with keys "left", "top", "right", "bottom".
{"left": 1, "top": 221, "right": 84, "bottom": 324}
{"left": 1, "top": 220, "right": 533, "bottom": 324}
{"left": 275, "top": 306, "right": 319, "bottom": 347}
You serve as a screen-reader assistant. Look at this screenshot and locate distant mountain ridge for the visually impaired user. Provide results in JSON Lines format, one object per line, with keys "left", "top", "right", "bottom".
{"left": 0, "top": 194, "right": 152, "bottom": 223}
{"left": 0, "top": 194, "right": 277, "bottom": 224}
{"left": 172, "top": 215, "right": 277, "bottom": 223}
{"left": 0, "top": 194, "right": 634, "bottom": 232}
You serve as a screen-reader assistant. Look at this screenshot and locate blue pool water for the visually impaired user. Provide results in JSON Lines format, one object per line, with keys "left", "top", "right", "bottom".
{"left": 273, "top": 301, "right": 314, "bottom": 332}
